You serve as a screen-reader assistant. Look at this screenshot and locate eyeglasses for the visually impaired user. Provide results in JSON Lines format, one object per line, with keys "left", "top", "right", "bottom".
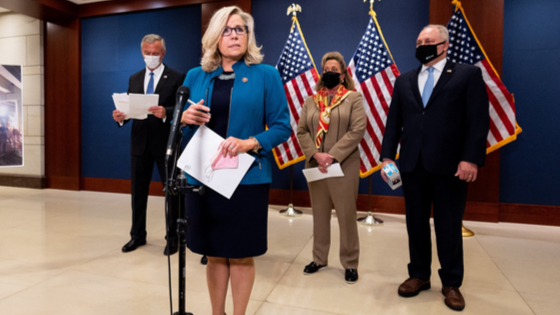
{"left": 222, "top": 25, "right": 248, "bottom": 37}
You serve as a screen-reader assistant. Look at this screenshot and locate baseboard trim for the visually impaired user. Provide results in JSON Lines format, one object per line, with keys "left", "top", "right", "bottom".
{"left": 500, "top": 203, "right": 560, "bottom": 226}
{"left": 47, "top": 176, "right": 80, "bottom": 190}
{"left": 75, "top": 180, "right": 560, "bottom": 227}
{"left": 0, "top": 174, "right": 46, "bottom": 189}
{"left": 81, "top": 177, "right": 164, "bottom": 196}
{"left": 269, "top": 189, "right": 558, "bottom": 226}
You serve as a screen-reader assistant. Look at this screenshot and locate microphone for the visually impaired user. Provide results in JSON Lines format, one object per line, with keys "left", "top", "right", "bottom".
{"left": 165, "top": 86, "right": 190, "bottom": 161}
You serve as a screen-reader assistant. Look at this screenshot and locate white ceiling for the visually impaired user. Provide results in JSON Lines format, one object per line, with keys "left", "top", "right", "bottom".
{"left": 0, "top": 1, "right": 113, "bottom": 13}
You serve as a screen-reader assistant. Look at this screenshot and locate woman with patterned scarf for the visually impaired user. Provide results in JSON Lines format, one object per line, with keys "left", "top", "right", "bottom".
{"left": 297, "top": 51, "right": 367, "bottom": 284}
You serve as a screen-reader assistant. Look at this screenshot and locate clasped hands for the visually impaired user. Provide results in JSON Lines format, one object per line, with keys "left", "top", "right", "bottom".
{"left": 313, "top": 152, "right": 334, "bottom": 174}
{"left": 180, "top": 99, "right": 253, "bottom": 158}
{"left": 380, "top": 159, "right": 478, "bottom": 183}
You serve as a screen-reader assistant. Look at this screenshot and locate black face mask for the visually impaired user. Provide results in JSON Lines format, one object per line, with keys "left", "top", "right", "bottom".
{"left": 322, "top": 71, "right": 341, "bottom": 89}
{"left": 415, "top": 41, "right": 446, "bottom": 64}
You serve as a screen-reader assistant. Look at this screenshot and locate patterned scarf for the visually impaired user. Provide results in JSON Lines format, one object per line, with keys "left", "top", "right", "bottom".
{"left": 313, "top": 85, "right": 351, "bottom": 149}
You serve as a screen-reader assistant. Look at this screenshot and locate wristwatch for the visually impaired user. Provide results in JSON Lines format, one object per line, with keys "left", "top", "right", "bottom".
{"left": 249, "top": 136, "right": 261, "bottom": 153}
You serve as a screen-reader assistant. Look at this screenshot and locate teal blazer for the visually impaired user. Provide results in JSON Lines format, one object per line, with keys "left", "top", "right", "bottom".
{"left": 182, "top": 60, "right": 291, "bottom": 185}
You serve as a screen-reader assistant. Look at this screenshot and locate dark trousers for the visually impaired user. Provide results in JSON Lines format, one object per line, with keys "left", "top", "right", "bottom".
{"left": 130, "top": 152, "right": 179, "bottom": 243}
{"left": 401, "top": 158, "right": 468, "bottom": 287}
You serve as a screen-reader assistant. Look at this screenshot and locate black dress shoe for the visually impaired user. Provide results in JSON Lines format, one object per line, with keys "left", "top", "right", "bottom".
{"left": 122, "top": 239, "right": 146, "bottom": 253}
{"left": 303, "top": 262, "right": 327, "bottom": 275}
{"left": 200, "top": 255, "right": 208, "bottom": 265}
{"left": 164, "top": 241, "right": 178, "bottom": 256}
{"left": 345, "top": 269, "right": 358, "bottom": 284}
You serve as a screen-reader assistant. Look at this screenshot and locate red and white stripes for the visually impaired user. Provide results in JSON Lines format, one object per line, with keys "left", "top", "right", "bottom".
{"left": 476, "top": 59, "right": 518, "bottom": 150}
{"left": 273, "top": 68, "right": 319, "bottom": 168}
{"left": 348, "top": 61, "right": 400, "bottom": 177}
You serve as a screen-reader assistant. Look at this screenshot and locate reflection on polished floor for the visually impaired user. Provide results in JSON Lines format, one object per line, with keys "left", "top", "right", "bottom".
{"left": 0, "top": 187, "right": 559, "bottom": 315}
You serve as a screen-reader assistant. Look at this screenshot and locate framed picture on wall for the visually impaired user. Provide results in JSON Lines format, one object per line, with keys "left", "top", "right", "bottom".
{"left": 0, "top": 65, "right": 23, "bottom": 167}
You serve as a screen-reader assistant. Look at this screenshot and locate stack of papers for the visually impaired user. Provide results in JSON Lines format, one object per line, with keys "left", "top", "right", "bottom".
{"left": 112, "top": 93, "right": 159, "bottom": 120}
{"left": 177, "top": 126, "right": 255, "bottom": 199}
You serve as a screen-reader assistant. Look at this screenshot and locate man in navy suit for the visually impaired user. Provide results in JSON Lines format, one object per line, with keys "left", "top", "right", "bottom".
{"left": 380, "top": 25, "right": 489, "bottom": 311}
{"left": 112, "top": 34, "right": 186, "bottom": 256}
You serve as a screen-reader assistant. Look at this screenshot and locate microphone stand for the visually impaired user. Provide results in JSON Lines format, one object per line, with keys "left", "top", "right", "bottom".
{"left": 165, "top": 85, "right": 192, "bottom": 315}
{"left": 165, "top": 130, "right": 193, "bottom": 315}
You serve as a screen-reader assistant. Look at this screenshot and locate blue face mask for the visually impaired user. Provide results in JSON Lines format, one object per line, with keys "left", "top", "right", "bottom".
{"left": 415, "top": 41, "right": 445, "bottom": 64}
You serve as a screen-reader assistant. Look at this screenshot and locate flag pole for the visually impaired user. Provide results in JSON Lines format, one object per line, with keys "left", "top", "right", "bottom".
{"left": 357, "top": 175, "right": 384, "bottom": 226}
{"left": 279, "top": 165, "right": 303, "bottom": 217}
{"left": 357, "top": 0, "right": 385, "bottom": 226}
{"left": 451, "top": 0, "right": 478, "bottom": 238}
{"left": 450, "top": 0, "right": 475, "bottom": 237}
{"left": 279, "top": 3, "right": 305, "bottom": 218}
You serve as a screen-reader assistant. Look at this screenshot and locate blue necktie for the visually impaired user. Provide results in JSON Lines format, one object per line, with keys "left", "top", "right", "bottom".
{"left": 422, "top": 67, "right": 434, "bottom": 107}
{"left": 147, "top": 72, "right": 154, "bottom": 94}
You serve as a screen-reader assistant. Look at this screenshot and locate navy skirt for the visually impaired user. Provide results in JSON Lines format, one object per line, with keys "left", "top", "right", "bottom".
{"left": 185, "top": 184, "right": 270, "bottom": 258}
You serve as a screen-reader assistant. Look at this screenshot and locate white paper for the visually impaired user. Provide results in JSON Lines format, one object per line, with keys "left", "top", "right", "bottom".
{"left": 302, "top": 163, "right": 344, "bottom": 182}
{"left": 177, "top": 125, "right": 255, "bottom": 199}
{"left": 112, "top": 93, "right": 130, "bottom": 115}
{"left": 112, "top": 93, "right": 159, "bottom": 120}
{"left": 130, "top": 93, "right": 158, "bottom": 118}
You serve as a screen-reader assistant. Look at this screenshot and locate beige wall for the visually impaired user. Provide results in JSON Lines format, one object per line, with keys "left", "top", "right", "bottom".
{"left": 0, "top": 12, "right": 44, "bottom": 177}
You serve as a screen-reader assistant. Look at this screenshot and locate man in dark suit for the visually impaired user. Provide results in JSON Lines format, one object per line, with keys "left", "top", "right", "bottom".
{"left": 112, "top": 34, "right": 186, "bottom": 256}
{"left": 380, "top": 25, "right": 489, "bottom": 311}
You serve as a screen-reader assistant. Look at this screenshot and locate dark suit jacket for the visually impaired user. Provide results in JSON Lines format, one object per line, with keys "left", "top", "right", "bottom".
{"left": 380, "top": 61, "right": 490, "bottom": 175}
{"left": 123, "top": 64, "right": 186, "bottom": 157}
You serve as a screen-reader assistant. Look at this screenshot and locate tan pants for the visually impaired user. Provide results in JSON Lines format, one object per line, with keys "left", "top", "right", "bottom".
{"left": 308, "top": 172, "right": 360, "bottom": 270}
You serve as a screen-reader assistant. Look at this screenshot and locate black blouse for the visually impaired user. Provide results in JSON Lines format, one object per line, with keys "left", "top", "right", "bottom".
{"left": 208, "top": 71, "right": 234, "bottom": 139}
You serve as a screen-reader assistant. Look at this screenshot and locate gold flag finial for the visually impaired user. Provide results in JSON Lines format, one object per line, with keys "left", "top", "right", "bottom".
{"left": 364, "top": 0, "right": 381, "bottom": 16}
{"left": 287, "top": 4, "right": 302, "bottom": 17}
{"left": 451, "top": 0, "right": 462, "bottom": 12}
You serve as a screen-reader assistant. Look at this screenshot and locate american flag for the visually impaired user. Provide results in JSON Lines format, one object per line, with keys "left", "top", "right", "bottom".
{"left": 347, "top": 14, "right": 400, "bottom": 178}
{"left": 447, "top": 6, "right": 521, "bottom": 153}
{"left": 273, "top": 17, "right": 319, "bottom": 169}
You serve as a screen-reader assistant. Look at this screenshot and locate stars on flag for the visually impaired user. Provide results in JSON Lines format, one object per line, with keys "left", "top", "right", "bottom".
{"left": 447, "top": 14, "right": 483, "bottom": 64}
{"left": 351, "top": 18, "right": 392, "bottom": 82}
{"left": 277, "top": 26, "right": 314, "bottom": 83}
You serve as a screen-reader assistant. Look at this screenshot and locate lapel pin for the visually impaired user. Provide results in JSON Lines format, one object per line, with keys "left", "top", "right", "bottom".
{"left": 242, "top": 77, "right": 248, "bottom": 83}
{"left": 447, "top": 69, "right": 452, "bottom": 73}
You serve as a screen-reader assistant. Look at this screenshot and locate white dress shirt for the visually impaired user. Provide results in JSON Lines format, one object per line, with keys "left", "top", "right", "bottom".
{"left": 418, "top": 58, "right": 447, "bottom": 97}
{"left": 144, "top": 63, "right": 165, "bottom": 94}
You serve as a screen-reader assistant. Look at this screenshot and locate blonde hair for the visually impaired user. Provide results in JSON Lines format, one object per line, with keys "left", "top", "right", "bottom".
{"left": 316, "top": 51, "right": 354, "bottom": 91}
{"left": 201, "top": 6, "right": 263, "bottom": 72}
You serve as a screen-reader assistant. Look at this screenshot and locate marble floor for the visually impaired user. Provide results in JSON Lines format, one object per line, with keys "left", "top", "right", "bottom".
{"left": 0, "top": 187, "right": 559, "bottom": 315}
